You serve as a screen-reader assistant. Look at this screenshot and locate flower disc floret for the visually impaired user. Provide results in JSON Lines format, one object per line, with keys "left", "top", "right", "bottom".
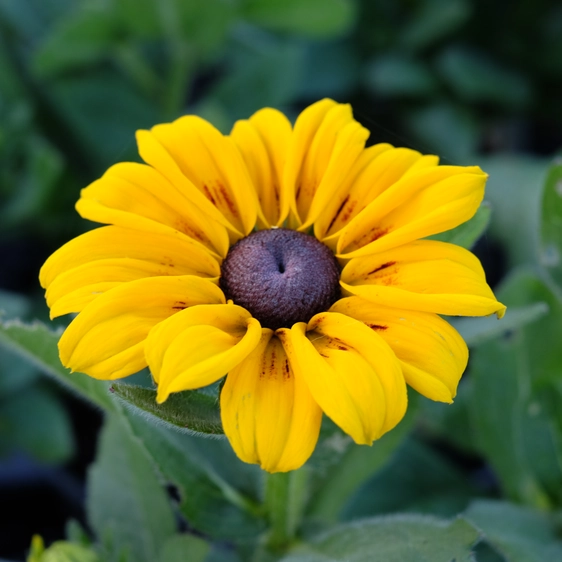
{"left": 219, "top": 228, "right": 341, "bottom": 330}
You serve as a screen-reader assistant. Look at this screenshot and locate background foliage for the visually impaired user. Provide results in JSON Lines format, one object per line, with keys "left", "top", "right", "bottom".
{"left": 1, "top": 0, "right": 562, "bottom": 561}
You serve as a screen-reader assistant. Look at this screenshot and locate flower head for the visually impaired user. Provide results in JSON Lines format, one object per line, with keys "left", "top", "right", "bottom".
{"left": 40, "top": 99, "right": 505, "bottom": 472}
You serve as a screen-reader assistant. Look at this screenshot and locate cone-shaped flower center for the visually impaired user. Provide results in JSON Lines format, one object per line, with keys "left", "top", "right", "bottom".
{"left": 220, "top": 229, "right": 341, "bottom": 330}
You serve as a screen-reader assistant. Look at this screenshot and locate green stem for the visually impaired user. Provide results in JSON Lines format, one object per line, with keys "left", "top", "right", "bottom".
{"left": 164, "top": 41, "right": 194, "bottom": 118}
{"left": 265, "top": 468, "right": 309, "bottom": 552}
{"left": 113, "top": 44, "right": 161, "bottom": 99}
{"left": 156, "top": 0, "right": 195, "bottom": 117}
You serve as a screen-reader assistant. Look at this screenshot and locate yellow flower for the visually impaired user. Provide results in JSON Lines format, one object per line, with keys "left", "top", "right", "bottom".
{"left": 40, "top": 99, "right": 505, "bottom": 473}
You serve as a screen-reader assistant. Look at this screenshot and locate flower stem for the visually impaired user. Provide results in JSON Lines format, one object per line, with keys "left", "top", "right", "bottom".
{"left": 264, "top": 468, "right": 308, "bottom": 552}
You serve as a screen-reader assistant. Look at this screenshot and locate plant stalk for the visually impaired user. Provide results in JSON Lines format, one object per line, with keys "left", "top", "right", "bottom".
{"left": 265, "top": 468, "right": 308, "bottom": 552}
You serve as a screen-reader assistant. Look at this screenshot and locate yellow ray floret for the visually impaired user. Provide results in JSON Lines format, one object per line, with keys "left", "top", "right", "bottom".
{"left": 58, "top": 276, "right": 224, "bottom": 380}
{"left": 330, "top": 297, "right": 468, "bottom": 403}
{"left": 221, "top": 332, "right": 323, "bottom": 473}
{"left": 146, "top": 303, "right": 262, "bottom": 402}
{"left": 279, "top": 312, "right": 407, "bottom": 445}
{"left": 341, "top": 240, "right": 506, "bottom": 318}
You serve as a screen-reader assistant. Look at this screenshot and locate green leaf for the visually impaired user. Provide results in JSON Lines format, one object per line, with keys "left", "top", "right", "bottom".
{"left": 32, "top": 4, "right": 117, "bottom": 77}
{"left": 121, "top": 408, "right": 267, "bottom": 542}
{"left": 364, "top": 54, "right": 436, "bottom": 98}
{"left": 0, "top": 346, "right": 39, "bottom": 397}
{"left": 173, "top": 0, "right": 236, "bottom": 59}
{"left": 469, "top": 269, "right": 562, "bottom": 507}
{"left": 115, "top": 0, "right": 235, "bottom": 58}
{"left": 400, "top": 0, "right": 471, "bottom": 51}
{"left": 111, "top": 383, "right": 223, "bottom": 436}
{"left": 65, "top": 519, "right": 92, "bottom": 547}
{"left": 0, "top": 0, "right": 60, "bottom": 42}
{"left": 87, "top": 415, "right": 176, "bottom": 562}
{"left": 210, "top": 36, "right": 304, "bottom": 121}
{"left": 0, "top": 385, "right": 74, "bottom": 463}
{"left": 35, "top": 542, "right": 100, "bottom": 562}
{"left": 281, "top": 515, "right": 479, "bottom": 562}
{"left": 465, "top": 500, "right": 562, "bottom": 562}
{"left": 28, "top": 534, "right": 101, "bottom": 562}
{"left": 242, "top": 0, "right": 357, "bottom": 39}
{"left": 436, "top": 46, "right": 533, "bottom": 109}
{"left": 308, "top": 406, "right": 416, "bottom": 524}
{"left": 428, "top": 202, "right": 491, "bottom": 249}
{"left": 404, "top": 103, "right": 479, "bottom": 163}
{"left": 450, "top": 302, "right": 549, "bottom": 347}
{"left": 340, "top": 438, "right": 479, "bottom": 521}
{"left": 158, "top": 535, "right": 210, "bottom": 562}
{"left": 46, "top": 69, "right": 161, "bottom": 170}
{"left": 297, "top": 41, "right": 359, "bottom": 100}
{"left": 0, "top": 134, "right": 65, "bottom": 230}
{"left": 419, "top": 379, "right": 478, "bottom": 456}
{"left": 480, "top": 156, "right": 547, "bottom": 268}
{"left": 539, "top": 158, "right": 562, "bottom": 293}
{"left": 0, "top": 288, "right": 30, "bottom": 318}
{"left": 472, "top": 541, "right": 504, "bottom": 562}
{"left": 0, "top": 319, "right": 114, "bottom": 410}
{"left": 113, "top": 0, "right": 160, "bottom": 38}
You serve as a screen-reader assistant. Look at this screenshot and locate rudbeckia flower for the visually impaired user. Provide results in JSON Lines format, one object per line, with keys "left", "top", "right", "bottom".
{"left": 40, "top": 99, "right": 505, "bottom": 472}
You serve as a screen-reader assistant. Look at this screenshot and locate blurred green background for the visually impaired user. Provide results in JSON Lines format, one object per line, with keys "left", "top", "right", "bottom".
{"left": 1, "top": 0, "right": 562, "bottom": 560}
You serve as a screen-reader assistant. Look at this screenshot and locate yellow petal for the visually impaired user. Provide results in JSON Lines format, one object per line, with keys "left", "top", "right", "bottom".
{"left": 283, "top": 99, "right": 369, "bottom": 227}
{"left": 221, "top": 333, "right": 322, "bottom": 472}
{"left": 341, "top": 240, "right": 506, "bottom": 318}
{"left": 336, "top": 165, "right": 488, "bottom": 258}
{"left": 284, "top": 99, "right": 336, "bottom": 226}
{"left": 315, "top": 146, "right": 430, "bottom": 244}
{"left": 302, "top": 117, "right": 371, "bottom": 229}
{"left": 231, "top": 108, "right": 292, "bottom": 227}
{"left": 41, "top": 226, "right": 220, "bottom": 317}
{"left": 58, "top": 276, "right": 224, "bottom": 380}
{"left": 279, "top": 312, "right": 407, "bottom": 445}
{"left": 146, "top": 304, "right": 262, "bottom": 402}
{"left": 136, "top": 128, "right": 235, "bottom": 233}
{"left": 76, "top": 161, "right": 229, "bottom": 257}
{"left": 148, "top": 116, "right": 259, "bottom": 237}
{"left": 330, "top": 297, "right": 468, "bottom": 402}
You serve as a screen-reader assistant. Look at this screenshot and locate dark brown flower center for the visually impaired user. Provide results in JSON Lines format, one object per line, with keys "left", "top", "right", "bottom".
{"left": 219, "top": 228, "right": 341, "bottom": 330}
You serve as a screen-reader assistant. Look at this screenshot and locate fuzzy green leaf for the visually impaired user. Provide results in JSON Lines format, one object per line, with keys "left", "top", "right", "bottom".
{"left": 308, "top": 406, "right": 416, "bottom": 524}
{"left": 400, "top": 0, "right": 471, "bottom": 51}
{"left": 210, "top": 39, "right": 303, "bottom": 121}
{"left": 0, "top": 319, "right": 113, "bottom": 410}
{"left": 539, "top": 158, "right": 562, "bottom": 293}
{"left": 364, "top": 54, "right": 437, "bottom": 98}
{"left": 242, "top": 0, "right": 356, "bottom": 38}
{"left": 111, "top": 383, "right": 223, "bottom": 437}
{"left": 451, "top": 301, "right": 549, "bottom": 347}
{"left": 0, "top": 288, "right": 30, "bottom": 319}
{"left": 88, "top": 415, "right": 176, "bottom": 562}
{"left": 340, "top": 438, "right": 479, "bottom": 521}
{"left": 32, "top": 5, "right": 116, "bottom": 77}
{"left": 465, "top": 500, "right": 562, "bottom": 562}
{"left": 0, "top": 346, "right": 39, "bottom": 397}
{"left": 0, "top": 386, "right": 74, "bottom": 463}
{"left": 121, "top": 408, "right": 267, "bottom": 542}
{"left": 28, "top": 535, "right": 101, "bottom": 562}
{"left": 469, "top": 269, "right": 562, "bottom": 507}
{"left": 405, "top": 103, "right": 480, "bottom": 162}
{"left": 158, "top": 535, "right": 210, "bottom": 562}
{"left": 436, "top": 46, "right": 532, "bottom": 108}
{"left": 281, "top": 515, "right": 479, "bottom": 562}
{"left": 481, "top": 156, "right": 547, "bottom": 268}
